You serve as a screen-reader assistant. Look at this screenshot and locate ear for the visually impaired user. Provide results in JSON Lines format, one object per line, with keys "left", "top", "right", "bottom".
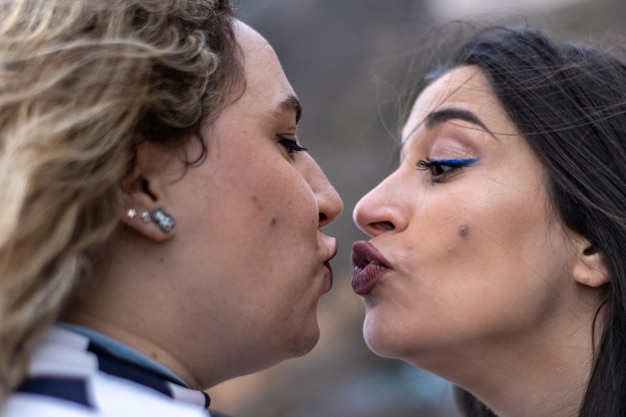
{"left": 120, "top": 141, "right": 177, "bottom": 242}
{"left": 571, "top": 237, "right": 610, "bottom": 288}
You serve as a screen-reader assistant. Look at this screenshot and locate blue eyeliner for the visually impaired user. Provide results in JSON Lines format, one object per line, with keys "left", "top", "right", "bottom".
{"left": 417, "top": 157, "right": 479, "bottom": 182}
{"left": 417, "top": 157, "right": 479, "bottom": 169}
{"left": 431, "top": 158, "right": 479, "bottom": 165}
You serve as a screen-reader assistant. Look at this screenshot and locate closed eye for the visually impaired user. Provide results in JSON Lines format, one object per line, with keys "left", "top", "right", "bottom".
{"left": 278, "top": 135, "right": 308, "bottom": 161}
{"left": 416, "top": 158, "right": 478, "bottom": 183}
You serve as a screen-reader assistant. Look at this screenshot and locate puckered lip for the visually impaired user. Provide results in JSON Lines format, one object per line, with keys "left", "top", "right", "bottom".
{"left": 351, "top": 240, "right": 393, "bottom": 295}
{"left": 322, "top": 238, "right": 339, "bottom": 292}
{"left": 351, "top": 240, "right": 392, "bottom": 270}
{"left": 324, "top": 239, "right": 339, "bottom": 264}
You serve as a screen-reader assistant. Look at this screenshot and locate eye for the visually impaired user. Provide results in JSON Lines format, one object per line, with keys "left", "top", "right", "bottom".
{"left": 416, "top": 157, "right": 478, "bottom": 183}
{"left": 278, "top": 135, "right": 308, "bottom": 161}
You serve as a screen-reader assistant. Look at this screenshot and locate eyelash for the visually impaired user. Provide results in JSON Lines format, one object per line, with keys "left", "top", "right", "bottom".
{"left": 278, "top": 136, "right": 308, "bottom": 161}
{"left": 416, "top": 157, "right": 478, "bottom": 183}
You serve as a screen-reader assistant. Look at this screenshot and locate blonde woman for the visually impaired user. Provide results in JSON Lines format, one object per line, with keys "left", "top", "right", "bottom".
{"left": 0, "top": 1, "right": 343, "bottom": 416}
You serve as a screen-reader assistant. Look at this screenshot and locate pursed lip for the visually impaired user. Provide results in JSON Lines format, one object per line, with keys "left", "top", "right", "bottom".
{"left": 351, "top": 240, "right": 393, "bottom": 295}
{"left": 322, "top": 238, "right": 339, "bottom": 292}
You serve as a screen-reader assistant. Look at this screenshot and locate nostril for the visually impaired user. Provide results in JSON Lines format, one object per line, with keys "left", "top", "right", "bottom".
{"left": 374, "top": 221, "right": 395, "bottom": 232}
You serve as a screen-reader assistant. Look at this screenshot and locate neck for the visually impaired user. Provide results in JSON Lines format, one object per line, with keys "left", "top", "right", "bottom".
{"left": 467, "top": 341, "right": 590, "bottom": 417}
{"left": 425, "top": 308, "right": 602, "bottom": 417}
{"left": 63, "top": 232, "right": 240, "bottom": 390}
{"left": 63, "top": 307, "right": 203, "bottom": 390}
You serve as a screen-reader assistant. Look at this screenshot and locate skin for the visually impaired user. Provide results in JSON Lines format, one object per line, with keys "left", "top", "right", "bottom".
{"left": 353, "top": 66, "right": 607, "bottom": 417}
{"left": 65, "top": 21, "right": 343, "bottom": 390}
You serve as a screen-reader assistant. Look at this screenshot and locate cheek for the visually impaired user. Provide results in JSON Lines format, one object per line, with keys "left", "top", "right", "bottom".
{"left": 244, "top": 171, "right": 317, "bottom": 231}
{"left": 260, "top": 190, "right": 317, "bottom": 233}
{"left": 442, "top": 207, "right": 567, "bottom": 320}
{"left": 416, "top": 191, "right": 555, "bottom": 305}
{"left": 250, "top": 195, "right": 279, "bottom": 229}
{"left": 265, "top": 179, "right": 318, "bottom": 230}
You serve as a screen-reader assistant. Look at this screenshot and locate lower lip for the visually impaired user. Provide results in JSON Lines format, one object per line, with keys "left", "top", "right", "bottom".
{"left": 324, "top": 261, "right": 333, "bottom": 291}
{"left": 352, "top": 263, "right": 390, "bottom": 295}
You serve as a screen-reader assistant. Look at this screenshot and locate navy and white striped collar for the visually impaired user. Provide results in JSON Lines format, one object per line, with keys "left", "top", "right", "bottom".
{"left": 20, "top": 325, "right": 210, "bottom": 410}
{"left": 57, "top": 323, "right": 188, "bottom": 386}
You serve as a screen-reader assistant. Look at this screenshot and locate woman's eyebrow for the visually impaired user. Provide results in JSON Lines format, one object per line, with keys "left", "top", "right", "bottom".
{"left": 400, "top": 106, "right": 497, "bottom": 161}
{"left": 425, "top": 107, "right": 493, "bottom": 136}
{"left": 277, "top": 94, "right": 302, "bottom": 124}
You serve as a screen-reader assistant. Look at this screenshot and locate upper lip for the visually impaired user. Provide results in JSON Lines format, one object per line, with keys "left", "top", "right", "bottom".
{"left": 322, "top": 238, "right": 338, "bottom": 292}
{"left": 324, "top": 238, "right": 339, "bottom": 264}
{"left": 351, "top": 240, "right": 393, "bottom": 271}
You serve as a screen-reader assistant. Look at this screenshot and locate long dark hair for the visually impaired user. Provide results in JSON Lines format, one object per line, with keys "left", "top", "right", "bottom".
{"left": 434, "top": 25, "right": 626, "bottom": 417}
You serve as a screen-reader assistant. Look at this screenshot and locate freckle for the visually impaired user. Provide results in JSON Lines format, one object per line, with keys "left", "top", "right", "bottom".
{"left": 269, "top": 218, "right": 277, "bottom": 227}
{"left": 251, "top": 195, "right": 264, "bottom": 210}
{"left": 458, "top": 224, "right": 470, "bottom": 237}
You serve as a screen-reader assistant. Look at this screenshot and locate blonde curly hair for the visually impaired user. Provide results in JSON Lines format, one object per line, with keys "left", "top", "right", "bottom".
{"left": 0, "top": 0, "right": 242, "bottom": 403}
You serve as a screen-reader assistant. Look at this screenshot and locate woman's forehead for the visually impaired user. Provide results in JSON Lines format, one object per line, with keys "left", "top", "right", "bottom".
{"left": 403, "top": 67, "right": 489, "bottom": 135}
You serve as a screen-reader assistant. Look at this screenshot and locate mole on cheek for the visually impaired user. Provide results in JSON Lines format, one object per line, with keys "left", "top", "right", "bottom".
{"left": 458, "top": 224, "right": 470, "bottom": 238}
{"left": 269, "top": 218, "right": 277, "bottom": 227}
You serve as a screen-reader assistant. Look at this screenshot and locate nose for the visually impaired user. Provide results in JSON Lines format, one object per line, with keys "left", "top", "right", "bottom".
{"left": 301, "top": 154, "right": 343, "bottom": 228}
{"left": 353, "top": 171, "right": 408, "bottom": 237}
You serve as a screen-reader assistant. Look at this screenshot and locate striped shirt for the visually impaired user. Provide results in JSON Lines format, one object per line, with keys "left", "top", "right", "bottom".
{"left": 2, "top": 326, "right": 215, "bottom": 416}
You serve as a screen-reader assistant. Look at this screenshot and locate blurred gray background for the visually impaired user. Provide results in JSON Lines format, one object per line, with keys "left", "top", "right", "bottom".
{"left": 209, "top": 1, "right": 625, "bottom": 416}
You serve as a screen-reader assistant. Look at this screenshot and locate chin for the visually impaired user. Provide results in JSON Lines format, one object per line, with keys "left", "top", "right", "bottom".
{"left": 265, "top": 319, "right": 321, "bottom": 363}
{"left": 244, "top": 326, "right": 320, "bottom": 377}
{"left": 364, "top": 331, "right": 394, "bottom": 359}
{"left": 363, "top": 314, "right": 402, "bottom": 359}
{"left": 289, "top": 322, "right": 320, "bottom": 358}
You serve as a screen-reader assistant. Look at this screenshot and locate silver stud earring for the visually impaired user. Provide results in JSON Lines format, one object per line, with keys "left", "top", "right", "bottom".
{"left": 150, "top": 207, "right": 176, "bottom": 233}
{"left": 127, "top": 209, "right": 137, "bottom": 219}
{"left": 141, "top": 211, "right": 151, "bottom": 223}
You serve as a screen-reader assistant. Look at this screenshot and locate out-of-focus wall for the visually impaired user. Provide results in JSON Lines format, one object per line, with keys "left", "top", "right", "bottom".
{"left": 208, "top": 1, "right": 625, "bottom": 416}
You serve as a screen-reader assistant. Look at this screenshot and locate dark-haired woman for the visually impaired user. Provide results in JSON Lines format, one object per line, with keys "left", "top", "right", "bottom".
{"left": 351, "top": 26, "right": 626, "bottom": 417}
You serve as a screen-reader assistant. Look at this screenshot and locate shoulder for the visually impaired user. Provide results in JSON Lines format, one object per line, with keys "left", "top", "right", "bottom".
{"left": 3, "top": 394, "right": 94, "bottom": 417}
{"left": 8, "top": 326, "right": 212, "bottom": 417}
{"left": 90, "top": 371, "right": 211, "bottom": 416}
{"left": 4, "top": 378, "right": 211, "bottom": 417}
